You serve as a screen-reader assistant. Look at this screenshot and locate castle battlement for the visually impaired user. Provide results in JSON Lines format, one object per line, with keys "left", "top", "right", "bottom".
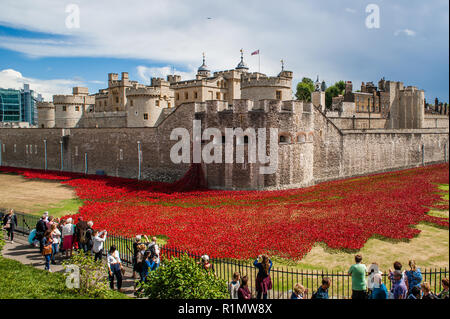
{"left": 36, "top": 101, "right": 55, "bottom": 109}
{"left": 193, "top": 99, "right": 309, "bottom": 115}
{"left": 240, "top": 72, "right": 292, "bottom": 88}
{"left": 53, "top": 95, "right": 95, "bottom": 105}
{"left": 126, "top": 86, "right": 161, "bottom": 97}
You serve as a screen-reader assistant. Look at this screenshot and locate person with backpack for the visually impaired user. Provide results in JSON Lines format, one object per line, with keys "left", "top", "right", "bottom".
{"left": 2, "top": 209, "right": 17, "bottom": 243}
{"left": 79, "top": 221, "right": 94, "bottom": 254}
{"left": 35, "top": 212, "right": 48, "bottom": 253}
{"left": 405, "top": 260, "right": 422, "bottom": 294}
{"left": 147, "top": 237, "right": 160, "bottom": 269}
{"left": 42, "top": 230, "right": 53, "bottom": 272}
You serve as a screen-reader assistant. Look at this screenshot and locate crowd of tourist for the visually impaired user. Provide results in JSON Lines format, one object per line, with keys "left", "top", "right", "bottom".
{"left": 2, "top": 209, "right": 449, "bottom": 300}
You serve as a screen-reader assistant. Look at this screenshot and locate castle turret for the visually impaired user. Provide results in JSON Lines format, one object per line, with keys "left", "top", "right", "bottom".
{"left": 241, "top": 71, "right": 293, "bottom": 101}
{"left": 37, "top": 101, "right": 55, "bottom": 128}
{"left": 196, "top": 53, "right": 211, "bottom": 79}
{"left": 54, "top": 87, "right": 95, "bottom": 128}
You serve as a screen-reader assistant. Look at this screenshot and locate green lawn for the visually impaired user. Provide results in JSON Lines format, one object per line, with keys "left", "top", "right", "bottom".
{"left": 31, "top": 198, "right": 84, "bottom": 218}
{"left": 0, "top": 256, "right": 129, "bottom": 299}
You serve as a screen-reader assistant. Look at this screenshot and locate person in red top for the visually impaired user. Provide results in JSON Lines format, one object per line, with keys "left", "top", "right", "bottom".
{"left": 238, "top": 276, "right": 252, "bottom": 299}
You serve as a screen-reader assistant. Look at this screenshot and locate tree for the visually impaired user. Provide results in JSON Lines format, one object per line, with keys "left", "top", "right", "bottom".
{"left": 325, "top": 85, "right": 341, "bottom": 109}
{"left": 138, "top": 254, "right": 228, "bottom": 299}
{"left": 335, "top": 80, "right": 346, "bottom": 94}
{"left": 295, "top": 77, "right": 314, "bottom": 102}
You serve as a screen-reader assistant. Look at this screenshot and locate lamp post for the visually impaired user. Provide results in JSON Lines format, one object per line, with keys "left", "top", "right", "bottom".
{"left": 60, "top": 139, "right": 64, "bottom": 171}
{"left": 137, "top": 141, "right": 141, "bottom": 180}
{"left": 84, "top": 152, "right": 88, "bottom": 174}
{"left": 43, "top": 139, "right": 47, "bottom": 170}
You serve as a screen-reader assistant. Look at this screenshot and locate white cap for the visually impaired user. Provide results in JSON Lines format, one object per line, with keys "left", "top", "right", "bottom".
{"left": 201, "top": 254, "right": 209, "bottom": 261}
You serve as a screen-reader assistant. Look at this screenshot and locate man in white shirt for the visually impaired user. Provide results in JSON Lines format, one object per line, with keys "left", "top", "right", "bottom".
{"left": 92, "top": 230, "right": 107, "bottom": 262}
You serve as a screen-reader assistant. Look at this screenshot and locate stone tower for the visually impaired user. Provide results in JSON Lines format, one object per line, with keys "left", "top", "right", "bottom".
{"left": 36, "top": 101, "right": 55, "bottom": 128}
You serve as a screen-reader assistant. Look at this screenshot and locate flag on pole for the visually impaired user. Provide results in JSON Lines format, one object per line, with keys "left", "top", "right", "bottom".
{"left": 251, "top": 49, "right": 260, "bottom": 55}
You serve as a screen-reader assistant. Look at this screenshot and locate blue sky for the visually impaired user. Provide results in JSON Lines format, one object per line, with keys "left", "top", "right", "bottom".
{"left": 0, "top": 0, "right": 448, "bottom": 102}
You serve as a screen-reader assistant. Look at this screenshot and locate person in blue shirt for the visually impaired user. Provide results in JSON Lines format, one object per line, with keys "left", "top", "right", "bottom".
{"left": 369, "top": 274, "right": 388, "bottom": 299}
{"left": 405, "top": 260, "right": 422, "bottom": 293}
{"left": 312, "top": 277, "right": 331, "bottom": 299}
{"left": 140, "top": 251, "right": 152, "bottom": 282}
{"left": 253, "top": 255, "right": 273, "bottom": 299}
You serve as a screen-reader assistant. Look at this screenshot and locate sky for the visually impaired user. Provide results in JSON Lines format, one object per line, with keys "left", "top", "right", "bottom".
{"left": 0, "top": 0, "right": 448, "bottom": 102}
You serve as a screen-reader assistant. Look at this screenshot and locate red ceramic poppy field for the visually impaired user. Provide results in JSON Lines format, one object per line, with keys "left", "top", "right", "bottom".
{"left": 1, "top": 164, "right": 448, "bottom": 261}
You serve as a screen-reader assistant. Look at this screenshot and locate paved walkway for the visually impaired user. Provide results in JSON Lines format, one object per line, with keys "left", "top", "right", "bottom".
{"left": 2, "top": 234, "right": 137, "bottom": 298}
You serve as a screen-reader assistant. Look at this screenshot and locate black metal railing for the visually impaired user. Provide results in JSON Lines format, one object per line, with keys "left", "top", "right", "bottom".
{"left": 3, "top": 210, "right": 448, "bottom": 299}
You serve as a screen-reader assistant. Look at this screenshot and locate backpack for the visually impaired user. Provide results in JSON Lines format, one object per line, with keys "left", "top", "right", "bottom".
{"left": 79, "top": 228, "right": 88, "bottom": 244}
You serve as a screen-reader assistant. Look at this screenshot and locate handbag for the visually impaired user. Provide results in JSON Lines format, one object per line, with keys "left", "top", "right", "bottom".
{"left": 42, "top": 244, "right": 53, "bottom": 255}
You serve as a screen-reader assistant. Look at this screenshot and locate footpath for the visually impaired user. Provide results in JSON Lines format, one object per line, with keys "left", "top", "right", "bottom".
{"left": 2, "top": 234, "right": 136, "bottom": 298}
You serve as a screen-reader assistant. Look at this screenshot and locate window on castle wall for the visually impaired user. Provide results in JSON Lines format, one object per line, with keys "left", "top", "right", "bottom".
{"left": 156, "top": 100, "right": 160, "bottom": 107}
{"left": 194, "top": 92, "right": 198, "bottom": 99}
{"left": 168, "top": 102, "right": 171, "bottom": 108}
{"left": 130, "top": 99, "right": 133, "bottom": 106}
{"left": 224, "top": 93, "right": 227, "bottom": 100}
{"left": 185, "top": 92, "right": 188, "bottom": 100}
{"left": 62, "top": 106, "right": 67, "bottom": 112}
{"left": 115, "top": 97, "right": 119, "bottom": 103}
{"left": 75, "top": 106, "right": 80, "bottom": 111}
{"left": 297, "top": 135, "right": 306, "bottom": 143}
{"left": 279, "top": 135, "right": 289, "bottom": 144}
{"left": 276, "top": 91, "right": 282, "bottom": 100}
{"left": 144, "top": 113, "right": 149, "bottom": 120}
{"left": 176, "top": 94, "right": 179, "bottom": 100}
{"left": 216, "top": 92, "right": 221, "bottom": 100}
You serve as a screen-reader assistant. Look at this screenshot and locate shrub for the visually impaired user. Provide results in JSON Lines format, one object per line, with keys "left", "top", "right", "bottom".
{"left": 137, "top": 254, "right": 228, "bottom": 299}
{"left": 62, "top": 251, "right": 116, "bottom": 298}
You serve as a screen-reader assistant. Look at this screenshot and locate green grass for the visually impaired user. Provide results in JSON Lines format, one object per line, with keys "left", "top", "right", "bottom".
{"left": 0, "top": 256, "right": 128, "bottom": 299}
{"left": 31, "top": 198, "right": 84, "bottom": 218}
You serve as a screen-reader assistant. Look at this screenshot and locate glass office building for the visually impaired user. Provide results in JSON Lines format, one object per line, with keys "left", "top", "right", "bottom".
{"left": 0, "top": 84, "right": 42, "bottom": 125}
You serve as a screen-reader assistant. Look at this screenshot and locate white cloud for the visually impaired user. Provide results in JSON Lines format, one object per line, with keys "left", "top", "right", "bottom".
{"left": 0, "top": 0, "right": 448, "bottom": 99}
{"left": 136, "top": 65, "right": 195, "bottom": 84}
{"left": 0, "top": 68, "right": 84, "bottom": 100}
{"left": 394, "top": 29, "right": 417, "bottom": 37}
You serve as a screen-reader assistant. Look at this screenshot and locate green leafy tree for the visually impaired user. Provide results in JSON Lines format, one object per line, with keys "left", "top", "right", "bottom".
{"left": 138, "top": 254, "right": 228, "bottom": 299}
{"left": 335, "top": 80, "right": 346, "bottom": 94}
{"left": 295, "top": 77, "right": 314, "bottom": 102}
{"left": 62, "top": 251, "right": 115, "bottom": 298}
{"left": 325, "top": 85, "right": 341, "bottom": 109}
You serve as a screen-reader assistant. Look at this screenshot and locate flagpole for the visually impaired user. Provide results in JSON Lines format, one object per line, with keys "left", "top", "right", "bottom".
{"left": 259, "top": 50, "right": 261, "bottom": 73}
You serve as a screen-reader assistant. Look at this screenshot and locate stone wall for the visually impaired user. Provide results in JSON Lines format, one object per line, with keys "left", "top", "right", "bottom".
{"left": 0, "top": 101, "right": 448, "bottom": 190}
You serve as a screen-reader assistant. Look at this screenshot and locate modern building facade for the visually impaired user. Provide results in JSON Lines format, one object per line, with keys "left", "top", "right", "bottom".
{"left": 0, "top": 84, "right": 43, "bottom": 126}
